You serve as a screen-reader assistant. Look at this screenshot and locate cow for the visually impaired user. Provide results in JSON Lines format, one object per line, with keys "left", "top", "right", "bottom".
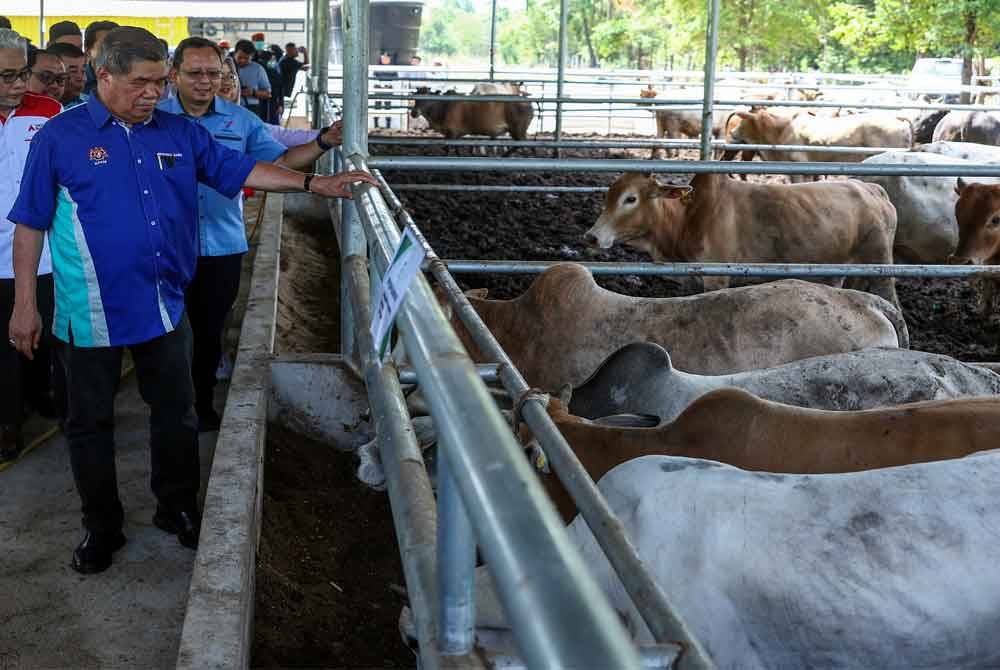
{"left": 584, "top": 172, "right": 901, "bottom": 309}
{"left": 409, "top": 263, "right": 907, "bottom": 390}
{"left": 561, "top": 454, "right": 1000, "bottom": 669}
{"left": 918, "top": 140, "right": 1000, "bottom": 163}
{"left": 526, "top": 389, "right": 1000, "bottom": 523}
{"left": 470, "top": 81, "right": 527, "bottom": 96}
{"left": 932, "top": 111, "right": 1000, "bottom": 145}
{"left": 952, "top": 180, "right": 1000, "bottom": 313}
{"left": 409, "top": 86, "right": 533, "bottom": 155}
{"left": 639, "top": 85, "right": 737, "bottom": 158}
{"left": 859, "top": 151, "right": 1000, "bottom": 263}
{"left": 729, "top": 109, "right": 912, "bottom": 181}
{"left": 910, "top": 108, "right": 949, "bottom": 144}
{"left": 568, "top": 342, "right": 1000, "bottom": 423}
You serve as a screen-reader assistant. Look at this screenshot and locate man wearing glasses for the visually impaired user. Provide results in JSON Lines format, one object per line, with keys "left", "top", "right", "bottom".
{"left": 0, "top": 29, "right": 62, "bottom": 462}
{"left": 27, "top": 49, "right": 68, "bottom": 102}
{"left": 158, "top": 36, "right": 343, "bottom": 431}
{"left": 7, "top": 27, "right": 376, "bottom": 573}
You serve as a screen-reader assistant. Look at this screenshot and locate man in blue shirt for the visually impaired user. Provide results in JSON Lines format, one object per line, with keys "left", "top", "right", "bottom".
{"left": 233, "top": 39, "right": 271, "bottom": 121}
{"left": 158, "top": 36, "right": 342, "bottom": 431}
{"left": 7, "top": 27, "right": 376, "bottom": 574}
{"left": 81, "top": 20, "right": 117, "bottom": 96}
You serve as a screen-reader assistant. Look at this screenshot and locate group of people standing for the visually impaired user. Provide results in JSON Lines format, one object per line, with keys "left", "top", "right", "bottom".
{"left": 0, "top": 21, "right": 375, "bottom": 574}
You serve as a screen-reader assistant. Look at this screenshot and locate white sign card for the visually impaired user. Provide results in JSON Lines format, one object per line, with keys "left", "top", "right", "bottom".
{"left": 370, "top": 227, "right": 427, "bottom": 363}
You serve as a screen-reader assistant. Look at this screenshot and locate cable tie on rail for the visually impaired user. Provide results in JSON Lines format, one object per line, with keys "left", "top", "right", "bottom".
{"left": 511, "top": 387, "right": 551, "bottom": 438}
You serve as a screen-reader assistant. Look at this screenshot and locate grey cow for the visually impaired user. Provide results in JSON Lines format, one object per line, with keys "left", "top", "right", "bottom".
{"left": 569, "top": 342, "right": 1000, "bottom": 422}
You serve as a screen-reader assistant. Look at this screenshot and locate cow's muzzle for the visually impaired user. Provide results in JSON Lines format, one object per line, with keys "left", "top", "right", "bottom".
{"left": 947, "top": 255, "right": 975, "bottom": 265}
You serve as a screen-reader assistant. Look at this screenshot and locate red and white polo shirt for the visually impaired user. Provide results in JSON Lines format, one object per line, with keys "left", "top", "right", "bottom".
{"left": 1, "top": 91, "right": 61, "bottom": 279}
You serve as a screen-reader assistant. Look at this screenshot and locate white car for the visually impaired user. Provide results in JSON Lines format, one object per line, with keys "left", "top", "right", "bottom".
{"left": 908, "top": 57, "right": 964, "bottom": 102}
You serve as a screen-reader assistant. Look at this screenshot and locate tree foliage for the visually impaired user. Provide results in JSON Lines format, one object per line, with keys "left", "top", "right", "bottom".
{"left": 419, "top": 0, "right": 1000, "bottom": 74}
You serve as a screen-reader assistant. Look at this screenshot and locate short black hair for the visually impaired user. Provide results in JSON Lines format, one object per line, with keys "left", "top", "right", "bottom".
{"left": 46, "top": 41, "right": 85, "bottom": 61}
{"left": 234, "top": 39, "right": 256, "bottom": 55}
{"left": 285, "top": 42, "right": 296, "bottom": 49}
{"left": 49, "top": 20, "right": 81, "bottom": 42}
{"left": 93, "top": 26, "right": 165, "bottom": 74}
{"left": 172, "top": 36, "right": 222, "bottom": 70}
{"left": 0, "top": 17, "right": 11, "bottom": 30}
{"left": 84, "top": 20, "right": 119, "bottom": 53}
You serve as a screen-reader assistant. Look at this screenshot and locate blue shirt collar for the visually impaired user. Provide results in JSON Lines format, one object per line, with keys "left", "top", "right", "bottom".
{"left": 159, "top": 95, "right": 236, "bottom": 118}
{"left": 86, "top": 94, "right": 160, "bottom": 128}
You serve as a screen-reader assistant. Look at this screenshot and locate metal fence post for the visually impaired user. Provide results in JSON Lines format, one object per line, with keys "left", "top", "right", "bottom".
{"left": 489, "top": 0, "right": 498, "bottom": 82}
{"left": 437, "top": 450, "right": 476, "bottom": 655}
{"left": 554, "top": 0, "right": 568, "bottom": 156}
{"left": 700, "top": 0, "right": 720, "bottom": 160}
{"left": 310, "top": 0, "right": 331, "bottom": 130}
{"left": 342, "top": 0, "right": 370, "bottom": 159}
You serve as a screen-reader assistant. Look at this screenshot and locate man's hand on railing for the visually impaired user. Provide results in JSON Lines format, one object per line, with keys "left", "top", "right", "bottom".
{"left": 310, "top": 170, "right": 379, "bottom": 199}
{"left": 320, "top": 119, "right": 343, "bottom": 147}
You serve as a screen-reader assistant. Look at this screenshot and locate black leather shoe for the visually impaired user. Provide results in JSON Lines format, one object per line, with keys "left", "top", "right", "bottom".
{"left": 153, "top": 507, "right": 202, "bottom": 549}
{"left": 71, "top": 530, "right": 127, "bottom": 574}
{"left": 0, "top": 424, "right": 24, "bottom": 463}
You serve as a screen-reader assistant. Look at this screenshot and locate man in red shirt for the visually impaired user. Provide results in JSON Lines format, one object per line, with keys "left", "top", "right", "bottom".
{"left": 0, "top": 29, "right": 61, "bottom": 461}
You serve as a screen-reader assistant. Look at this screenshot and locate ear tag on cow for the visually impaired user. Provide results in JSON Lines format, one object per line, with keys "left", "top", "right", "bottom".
{"left": 530, "top": 444, "right": 551, "bottom": 474}
{"left": 679, "top": 189, "right": 694, "bottom": 205}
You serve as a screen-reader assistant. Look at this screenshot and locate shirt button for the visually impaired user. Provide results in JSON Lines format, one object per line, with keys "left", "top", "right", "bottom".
{"left": 150, "top": 220, "right": 157, "bottom": 226}
{"left": 137, "top": 159, "right": 142, "bottom": 164}
{"left": 143, "top": 189, "right": 149, "bottom": 195}
{"left": 156, "top": 251, "right": 161, "bottom": 257}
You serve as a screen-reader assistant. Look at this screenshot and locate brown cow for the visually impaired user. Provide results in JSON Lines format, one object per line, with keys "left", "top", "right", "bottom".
{"left": 952, "top": 179, "right": 1000, "bottom": 313}
{"left": 639, "top": 84, "right": 736, "bottom": 158}
{"left": 412, "top": 263, "right": 907, "bottom": 390}
{"left": 730, "top": 109, "right": 912, "bottom": 182}
{"left": 584, "top": 172, "right": 901, "bottom": 309}
{"left": 526, "top": 390, "right": 1000, "bottom": 523}
{"left": 410, "top": 86, "right": 533, "bottom": 155}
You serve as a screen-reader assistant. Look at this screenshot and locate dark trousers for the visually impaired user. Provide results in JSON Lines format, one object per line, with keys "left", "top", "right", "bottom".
{"left": 0, "top": 275, "right": 56, "bottom": 425}
{"left": 58, "top": 315, "right": 199, "bottom": 534}
{"left": 185, "top": 254, "right": 243, "bottom": 413}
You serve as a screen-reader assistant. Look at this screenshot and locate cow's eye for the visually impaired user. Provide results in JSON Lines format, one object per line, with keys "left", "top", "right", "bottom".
{"left": 991, "top": 216, "right": 1000, "bottom": 227}
{"left": 624, "top": 195, "right": 637, "bottom": 205}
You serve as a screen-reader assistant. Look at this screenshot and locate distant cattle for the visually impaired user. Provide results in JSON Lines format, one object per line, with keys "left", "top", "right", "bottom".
{"left": 563, "top": 454, "right": 1000, "bottom": 669}
{"left": 729, "top": 109, "right": 912, "bottom": 181}
{"left": 932, "top": 111, "right": 1000, "bottom": 145}
{"left": 568, "top": 343, "right": 1000, "bottom": 422}
{"left": 910, "top": 108, "right": 949, "bottom": 144}
{"left": 584, "top": 172, "right": 901, "bottom": 308}
{"left": 639, "top": 84, "right": 738, "bottom": 158}
{"left": 918, "top": 140, "right": 1000, "bottom": 162}
{"left": 470, "top": 81, "right": 527, "bottom": 96}
{"left": 952, "top": 180, "right": 1000, "bottom": 313}
{"left": 859, "top": 151, "right": 1000, "bottom": 263}
{"left": 528, "top": 389, "right": 1000, "bottom": 522}
{"left": 413, "top": 263, "right": 907, "bottom": 390}
{"left": 410, "top": 86, "right": 533, "bottom": 153}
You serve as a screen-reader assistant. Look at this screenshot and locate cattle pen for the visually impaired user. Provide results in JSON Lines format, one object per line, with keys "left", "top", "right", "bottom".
{"left": 5, "top": 0, "right": 1000, "bottom": 669}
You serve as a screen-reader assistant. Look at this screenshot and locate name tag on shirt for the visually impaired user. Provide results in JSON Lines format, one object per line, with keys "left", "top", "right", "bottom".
{"left": 156, "top": 152, "right": 183, "bottom": 170}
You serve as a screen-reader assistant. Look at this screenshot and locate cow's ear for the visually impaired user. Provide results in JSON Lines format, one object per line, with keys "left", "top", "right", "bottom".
{"left": 735, "top": 111, "right": 753, "bottom": 120}
{"left": 955, "top": 176, "right": 970, "bottom": 196}
{"left": 466, "top": 288, "right": 489, "bottom": 300}
{"left": 656, "top": 185, "right": 694, "bottom": 200}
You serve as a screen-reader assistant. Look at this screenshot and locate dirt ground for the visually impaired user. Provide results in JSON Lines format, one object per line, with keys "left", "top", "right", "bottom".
{"left": 253, "top": 215, "right": 413, "bottom": 669}
{"left": 374, "top": 132, "right": 1000, "bottom": 361}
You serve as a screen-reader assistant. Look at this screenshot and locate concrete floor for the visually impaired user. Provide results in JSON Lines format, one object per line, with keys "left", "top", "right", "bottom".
{"left": 0, "top": 378, "right": 221, "bottom": 669}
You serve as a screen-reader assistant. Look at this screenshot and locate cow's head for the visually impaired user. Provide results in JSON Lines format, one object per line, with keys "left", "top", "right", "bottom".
{"left": 410, "top": 86, "right": 437, "bottom": 118}
{"left": 584, "top": 173, "right": 692, "bottom": 258}
{"left": 731, "top": 110, "right": 786, "bottom": 144}
{"left": 952, "top": 179, "right": 1000, "bottom": 265}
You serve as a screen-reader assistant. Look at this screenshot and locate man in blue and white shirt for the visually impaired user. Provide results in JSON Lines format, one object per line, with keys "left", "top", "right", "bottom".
{"left": 233, "top": 39, "right": 271, "bottom": 121}
{"left": 8, "top": 27, "right": 375, "bottom": 575}
{"left": 159, "top": 36, "right": 342, "bottom": 431}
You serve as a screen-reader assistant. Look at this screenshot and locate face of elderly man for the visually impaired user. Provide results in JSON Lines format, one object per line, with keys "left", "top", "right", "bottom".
{"left": 29, "top": 52, "right": 67, "bottom": 101}
{"left": 97, "top": 57, "right": 168, "bottom": 124}
{"left": 0, "top": 45, "right": 28, "bottom": 114}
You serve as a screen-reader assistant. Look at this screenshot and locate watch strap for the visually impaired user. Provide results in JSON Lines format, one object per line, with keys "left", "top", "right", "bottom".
{"left": 303, "top": 173, "right": 315, "bottom": 193}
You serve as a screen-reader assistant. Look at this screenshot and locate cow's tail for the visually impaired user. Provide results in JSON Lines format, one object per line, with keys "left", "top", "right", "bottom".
{"left": 881, "top": 300, "right": 910, "bottom": 349}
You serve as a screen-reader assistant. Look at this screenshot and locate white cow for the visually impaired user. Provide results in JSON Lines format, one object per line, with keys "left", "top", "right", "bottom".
{"left": 917, "top": 140, "right": 1000, "bottom": 163}
{"left": 565, "top": 454, "right": 1000, "bottom": 669}
{"left": 860, "top": 151, "right": 1000, "bottom": 262}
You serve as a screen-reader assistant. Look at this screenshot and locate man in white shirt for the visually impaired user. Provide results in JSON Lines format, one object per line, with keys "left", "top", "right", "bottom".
{"left": 0, "top": 29, "right": 61, "bottom": 461}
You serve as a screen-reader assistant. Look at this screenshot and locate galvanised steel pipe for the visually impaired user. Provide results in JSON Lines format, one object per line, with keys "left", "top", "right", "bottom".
{"left": 369, "top": 137, "right": 898, "bottom": 155}
{"left": 340, "top": 0, "right": 369, "bottom": 159}
{"left": 488, "top": 0, "right": 498, "bottom": 81}
{"left": 374, "top": 171, "right": 716, "bottom": 670}
{"left": 362, "top": 92, "right": 1000, "bottom": 112}
{"left": 350, "top": 160, "right": 642, "bottom": 670}
{"left": 342, "top": 252, "right": 453, "bottom": 670}
{"left": 369, "top": 156, "right": 1000, "bottom": 177}
{"left": 391, "top": 184, "right": 607, "bottom": 193}
{"left": 309, "top": 0, "right": 331, "bottom": 129}
{"left": 700, "top": 0, "right": 721, "bottom": 160}
{"left": 399, "top": 365, "right": 500, "bottom": 385}
{"left": 436, "top": 452, "right": 477, "bottom": 655}
{"left": 440, "top": 259, "right": 1000, "bottom": 278}
{"left": 554, "top": 0, "right": 568, "bottom": 151}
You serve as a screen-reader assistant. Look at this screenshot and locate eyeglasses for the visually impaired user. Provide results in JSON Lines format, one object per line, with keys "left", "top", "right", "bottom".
{"left": 33, "top": 71, "right": 69, "bottom": 86}
{"left": 180, "top": 69, "right": 223, "bottom": 81}
{"left": 0, "top": 68, "right": 32, "bottom": 85}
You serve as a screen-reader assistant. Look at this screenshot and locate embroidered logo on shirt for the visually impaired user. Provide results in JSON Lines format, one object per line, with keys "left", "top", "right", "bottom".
{"left": 89, "top": 146, "right": 109, "bottom": 165}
